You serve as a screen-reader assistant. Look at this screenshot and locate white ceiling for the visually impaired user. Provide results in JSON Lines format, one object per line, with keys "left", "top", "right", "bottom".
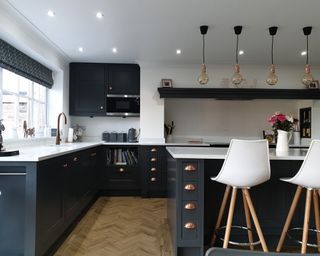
{"left": 6, "top": 0, "right": 320, "bottom": 65}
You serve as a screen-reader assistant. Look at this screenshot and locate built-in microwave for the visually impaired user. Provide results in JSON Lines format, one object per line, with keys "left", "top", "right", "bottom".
{"left": 106, "top": 94, "right": 140, "bottom": 117}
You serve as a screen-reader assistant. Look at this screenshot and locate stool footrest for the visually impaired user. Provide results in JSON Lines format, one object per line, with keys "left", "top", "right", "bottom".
{"left": 287, "top": 227, "right": 320, "bottom": 248}
{"left": 215, "top": 225, "right": 261, "bottom": 246}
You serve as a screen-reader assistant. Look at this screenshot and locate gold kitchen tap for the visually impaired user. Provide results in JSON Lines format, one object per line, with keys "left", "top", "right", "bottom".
{"left": 56, "top": 112, "right": 67, "bottom": 145}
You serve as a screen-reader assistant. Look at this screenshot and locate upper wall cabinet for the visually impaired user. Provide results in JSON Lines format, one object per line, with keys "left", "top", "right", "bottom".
{"left": 69, "top": 63, "right": 140, "bottom": 116}
{"left": 107, "top": 64, "right": 140, "bottom": 95}
{"left": 69, "top": 63, "right": 106, "bottom": 116}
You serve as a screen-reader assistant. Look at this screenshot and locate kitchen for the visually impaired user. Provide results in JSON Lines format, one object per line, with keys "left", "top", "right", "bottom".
{"left": 1, "top": 0, "right": 320, "bottom": 255}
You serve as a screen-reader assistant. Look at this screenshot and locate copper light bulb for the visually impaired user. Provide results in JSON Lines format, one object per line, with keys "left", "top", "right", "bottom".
{"left": 198, "top": 64, "right": 209, "bottom": 85}
{"left": 266, "top": 64, "right": 278, "bottom": 86}
{"left": 231, "top": 64, "right": 243, "bottom": 86}
{"left": 301, "top": 64, "right": 314, "bottom": 87}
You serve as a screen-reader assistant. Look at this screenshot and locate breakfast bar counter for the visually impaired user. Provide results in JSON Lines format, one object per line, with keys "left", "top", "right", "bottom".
{"left": 166, "top": 147, "right": 307, "bottom": 256}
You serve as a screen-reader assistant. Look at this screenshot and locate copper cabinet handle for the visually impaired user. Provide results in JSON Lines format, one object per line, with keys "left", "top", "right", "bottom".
{"left": 184, "top": 203, "right": 196, "bottom": 210}
{"left": 151, "top": 148, "right": 157, "bottom": 152}
{"left": 100, "top": 106, "right": 104, "bottom": 110}
{"left": 150, "top": 177, "right": 156, "bottom": 182}
{"left": 109, "top": 86, "right": 112, "bottom": 90}
{"left": 151, "top": 158, "right": 157, "bottom": 162}
{"left": 184, "top": 184, "right": 196, "bottom": 191}
{"left": 184, "top": 222, "right": 196, "bottom": 229}
{"left": 63, "top": 163, "right": 68, "bottom": 168}
{"left": 73, "top": 157, "right": 79, "bottom": 162}
{"left": 184, "top": 164, "right": 196, "bottom": 172}
{"left": 119, "top": 168, "right": 125, "bottom": 172}
{"left": 151, "top": 167, "right": 156, "bottom": 172}
{"left": 90, "top": 152, "right": 97, "bottom": 157}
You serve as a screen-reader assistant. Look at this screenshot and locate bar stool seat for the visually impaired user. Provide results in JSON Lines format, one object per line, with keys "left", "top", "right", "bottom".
{"left": 210, "top": 139, "right": 270, "bottom": 252}
{"left": 277, "top": 140, "right": 320, "bottom": 254}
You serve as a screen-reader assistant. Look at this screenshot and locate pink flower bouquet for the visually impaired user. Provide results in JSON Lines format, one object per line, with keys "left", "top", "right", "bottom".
{"left": 268, "top": 112, "right": 297, "bottom": 132}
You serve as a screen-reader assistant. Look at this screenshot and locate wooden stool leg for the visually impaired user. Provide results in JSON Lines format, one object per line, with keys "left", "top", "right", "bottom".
{"left": 302, "top": 189, "right": 312, "bottom": 254}
{"left": 312, "top": 190, "right": 320, "bottom": 253}
{"left": 211, "top": 185, "right": 231, "bottom": 246}
{"left": 242, "top": 190, "right": 254, "bottom": 250}
{"left": 223, "top": 187, "right": 237, "bottom": 248}
{"left": 276, "top": 186, "right": 303, "bottom": 252}
{"left": 242, "top": 188, "right": 268, "bottom": 252}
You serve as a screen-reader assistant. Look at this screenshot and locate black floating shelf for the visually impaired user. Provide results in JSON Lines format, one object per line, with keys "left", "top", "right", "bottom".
{"left": 158, "top": 88, "right": 320, "bottom": 100}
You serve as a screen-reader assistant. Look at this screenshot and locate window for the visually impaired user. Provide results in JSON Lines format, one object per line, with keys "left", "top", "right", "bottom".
{"left": 0, "top": 68, "right": 47, "bottom": 139}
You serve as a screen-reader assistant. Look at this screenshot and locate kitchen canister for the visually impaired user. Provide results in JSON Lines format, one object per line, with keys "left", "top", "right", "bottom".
{"left": 293, "top": 131, "right": 300, "bottom": 145}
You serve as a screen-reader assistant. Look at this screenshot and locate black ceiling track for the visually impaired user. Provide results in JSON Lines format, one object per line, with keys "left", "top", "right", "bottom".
{"left": 158, "top": 87, "right": 320, "bottom": 100}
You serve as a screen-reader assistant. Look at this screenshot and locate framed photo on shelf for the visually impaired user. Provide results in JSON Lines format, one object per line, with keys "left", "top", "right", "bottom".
{"left": 161, "top": 79, "right": 172, "bottom": 88}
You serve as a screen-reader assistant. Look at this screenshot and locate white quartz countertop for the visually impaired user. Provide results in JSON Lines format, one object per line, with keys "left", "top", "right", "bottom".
{"left": 0, "top": 142, "right": 101, "bottom": 162}
{"left": 166, "top": 147, "right": 308, "bottom": 161}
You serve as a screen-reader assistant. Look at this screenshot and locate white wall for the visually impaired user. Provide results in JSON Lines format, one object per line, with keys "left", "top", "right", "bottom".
{"left": 140, "top": 63, "right": 320, "bottom": 143}
{"left": 0, "top": 1, "right": 69, "bottom": 130}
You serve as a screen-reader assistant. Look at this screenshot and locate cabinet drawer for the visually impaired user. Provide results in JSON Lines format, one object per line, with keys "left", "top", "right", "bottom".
{"left": 182, "top": 182, "right": 198, "bottom": 200}
{"left": 182, "top": 162, "right": 198, "bottom": 181}
{"left": 107, "top": 166, "right": 137, "bottom": 179}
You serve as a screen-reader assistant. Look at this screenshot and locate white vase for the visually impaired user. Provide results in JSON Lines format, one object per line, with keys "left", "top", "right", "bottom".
{"left": 276, "top": 130, "right": 292, "bottom": 152}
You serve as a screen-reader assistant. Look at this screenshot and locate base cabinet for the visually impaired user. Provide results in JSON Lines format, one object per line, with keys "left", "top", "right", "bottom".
{"left": 139, "top": 146, "right": 167, "bottom": 197}
{"left": 0, "top": 167, "right": 26, "bottom": 256}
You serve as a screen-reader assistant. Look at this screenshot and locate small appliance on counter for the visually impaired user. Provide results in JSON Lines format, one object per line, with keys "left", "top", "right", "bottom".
{"left": 127, "top": 128, "right": 139, "bottom": 143}
{"left": 102, "top": 131, "right": 128, "bottom": 142}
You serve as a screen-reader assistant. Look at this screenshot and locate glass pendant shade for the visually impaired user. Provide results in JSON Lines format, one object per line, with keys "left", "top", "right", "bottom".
{"left": 198, "top": 64, "right": 209, "bottom": 85}
{"left": 231, "top": 64, "right": 243, "bottom": 86}
{"left": 301, "top": 64, "right": 314, "bottom": 87}
{"left": 266, "top": 64, "right": 278, "bottom": 86}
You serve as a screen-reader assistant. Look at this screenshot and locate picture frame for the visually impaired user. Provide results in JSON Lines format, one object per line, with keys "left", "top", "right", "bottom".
{"left": 161, "top": 79, "right": 173, "bottom": 88}
{"left": 308, "top": 80, "right": 319, "bottom": 89}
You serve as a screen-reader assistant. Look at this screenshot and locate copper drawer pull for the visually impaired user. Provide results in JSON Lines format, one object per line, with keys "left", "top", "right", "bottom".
{"left": 151, "top": 167, "right": 157, "bottom": 172}
{"left": 184, "top": 203, "right": 196, "bottom": 210}
{"left": 151, "top": 158, "right": 157, "bottom": 162}
{"left": 90, "top": 152, "right": 97, "bottom": 157}
{"left": 119, "top": 168, "right": 125, "bottom": 172}
{"left": 184, "top": 164, "right": 196, "bottom": 172}
{"left": 184, "top": 222, "right": 196, "bottom": 229}
{"left": 150, "top": 177, "right": 157, "bottom": 182}
{"left": 184, "top": 184, "right": 196, "bottom": 191}
{"left": 73, "top": 157, "right": 79, "bottom": 162}
{"left": 63, "top": 163, "right": 68, "bottom": 168}
{"left": 151, "top": 148, "right": 157, "bottom": 152}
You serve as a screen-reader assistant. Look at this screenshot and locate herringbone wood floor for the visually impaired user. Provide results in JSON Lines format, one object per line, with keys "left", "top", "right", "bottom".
{"left": 54, "top": 197, "right": 173, "bottom": 256}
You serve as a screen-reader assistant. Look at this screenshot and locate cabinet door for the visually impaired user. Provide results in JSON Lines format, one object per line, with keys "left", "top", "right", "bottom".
{"left": 0, "top": 171, "right": 25, "bottom": 256}
{"left": 107, "top": 64, "right": 140, "bottom": 95}
{"left": 36, "top": 158, "right": 64, "bottom": 254}
{"left": 69, "top": 63, "right": 106, "bottom": 116}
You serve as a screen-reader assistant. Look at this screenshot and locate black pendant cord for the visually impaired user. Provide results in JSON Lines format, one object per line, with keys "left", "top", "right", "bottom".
{"left": 235, "top": 35, "right": 239, "bottom": 64}
{"left": 271, "top": 35, "right": 274, "bottom": 65}
{"left": 202, "top": 34, "right": 205, "bottom": 64}
{"left": 306, "top": 35, "right": 309, "bottom": 65}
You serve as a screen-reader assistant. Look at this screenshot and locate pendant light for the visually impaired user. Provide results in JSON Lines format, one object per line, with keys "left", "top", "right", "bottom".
{"left": 231, "top": 26, "right": 244, "bottom": 86}
{"left": 301, "top": 26, "right": 313, "bottom": 87}
{"left": 266, "top": 26, "right": 278, "bottom": 86}
{"left": 198, "top": 25, "right": 209, "bottom": 85}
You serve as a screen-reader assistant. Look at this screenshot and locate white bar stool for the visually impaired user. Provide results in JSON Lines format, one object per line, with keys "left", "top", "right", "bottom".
{"left": 277, "top": 140, "right": 320, "bottom": 254}
{"left": 210, "top": 139, "right": 270, "bottom": 252}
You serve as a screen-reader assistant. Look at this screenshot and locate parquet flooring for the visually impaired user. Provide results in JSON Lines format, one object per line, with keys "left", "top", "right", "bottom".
{"left": 54, "top": 197, "right": 173, "bottom": 256}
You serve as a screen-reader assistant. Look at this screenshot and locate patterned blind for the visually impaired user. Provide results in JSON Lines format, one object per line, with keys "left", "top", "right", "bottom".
{"left": 0, "top": 39, "right": 53, "bottom": 88}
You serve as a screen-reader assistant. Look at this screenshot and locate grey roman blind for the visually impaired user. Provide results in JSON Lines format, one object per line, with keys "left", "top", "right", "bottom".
{"left": 0, "top": 39, "right": 53, "bottom": 88}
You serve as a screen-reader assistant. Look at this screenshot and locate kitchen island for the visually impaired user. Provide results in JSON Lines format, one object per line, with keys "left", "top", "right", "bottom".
{"left": 166, "top": 147, "right": 308, "bottom": 256}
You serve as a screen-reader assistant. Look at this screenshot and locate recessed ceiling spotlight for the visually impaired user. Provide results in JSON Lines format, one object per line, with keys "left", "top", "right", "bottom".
{"left": 78, "top": 47, "right": 84, "bottom": 52}
{"left": 112, "top": 48, "right": 118, "bottom": 53}
{"left": 96, "top": 12, "right": 104, "bottom": 19}
{"left": 301, "top": 51, "right": 307, "bottom": 56}
{"left": 176, "top": 49, "right": 182, "bottom": 55}
{"left": 239, "top": 50, "right": 244, "bottom": 55}
{"left": 47, "top": 10, "right": 55, "bottom": 17}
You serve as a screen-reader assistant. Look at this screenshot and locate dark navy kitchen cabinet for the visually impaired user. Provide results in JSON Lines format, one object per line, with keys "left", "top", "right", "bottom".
{"left": 69, "top": 63, "right": 106, "bottom": 116}
{"left": 69, "top": 63, "right": 140, "bottom": 116}
{"left": 107, "top": 64, "right": 140, "bottom": 95}
{"left": 139, "top": 146, "right": 167, "bottom": 197}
